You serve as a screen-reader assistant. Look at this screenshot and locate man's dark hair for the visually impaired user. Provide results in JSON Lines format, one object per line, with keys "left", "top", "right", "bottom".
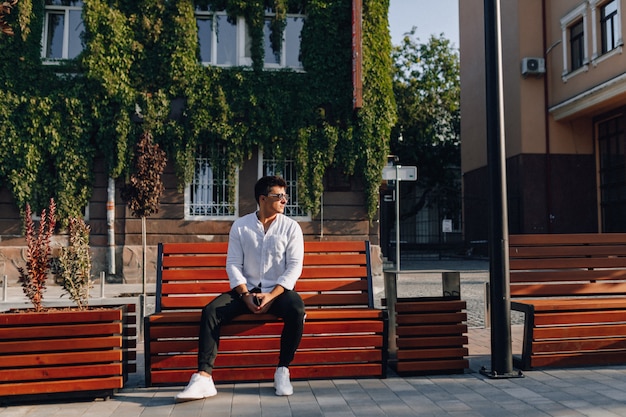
{"left": 255, "top": 176, "right": 287, "bottom": 203}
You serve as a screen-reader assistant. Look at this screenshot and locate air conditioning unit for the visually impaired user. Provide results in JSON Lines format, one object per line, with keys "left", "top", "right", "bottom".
{"left": 521, "top": 57, "right": 546, "bottom": 76}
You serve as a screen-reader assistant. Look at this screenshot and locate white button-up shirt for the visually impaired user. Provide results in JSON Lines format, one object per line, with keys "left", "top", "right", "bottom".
{"left": 226, "top": 212, "right": 304, "bottom": 293}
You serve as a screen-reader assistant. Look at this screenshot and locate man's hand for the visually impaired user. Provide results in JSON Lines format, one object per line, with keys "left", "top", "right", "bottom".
{"left": 250, "top": 293, "right": 274, "bottom": 314}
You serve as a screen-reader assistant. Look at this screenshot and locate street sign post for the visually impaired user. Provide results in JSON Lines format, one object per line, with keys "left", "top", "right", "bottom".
{"left": 382, "top": 165, "right": 417, "bottom": 270}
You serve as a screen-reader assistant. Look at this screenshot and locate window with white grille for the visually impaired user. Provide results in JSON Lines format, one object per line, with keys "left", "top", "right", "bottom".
{"left": 261, "top": 153, "right": 308, "bottom": 218}
{"left": 185, "top": 156, "right": 237, "bottom": 220}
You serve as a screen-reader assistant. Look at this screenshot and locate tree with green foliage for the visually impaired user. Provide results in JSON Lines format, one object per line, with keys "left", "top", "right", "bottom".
{"left": 391, "top": 29, "right": 461, "bottom": 222}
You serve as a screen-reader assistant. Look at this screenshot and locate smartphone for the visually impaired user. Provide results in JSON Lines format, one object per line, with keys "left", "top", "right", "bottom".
{"left": 253, "top": 295, "right": 261, "bottom": 306}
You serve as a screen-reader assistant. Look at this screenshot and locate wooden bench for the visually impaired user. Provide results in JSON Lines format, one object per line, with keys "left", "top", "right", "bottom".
{"left": 144, "top": 241, "right": 388, "bottom": 386}
{"left": 509, "top": 233, "right": 626, "bottom": 370}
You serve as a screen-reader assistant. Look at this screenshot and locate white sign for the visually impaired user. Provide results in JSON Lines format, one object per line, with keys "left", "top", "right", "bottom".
{"left": 442, "top": 219, "right": 453, "bottom": 233}
{"left": 382, "top": 166, "right": 418, "bottom": 181}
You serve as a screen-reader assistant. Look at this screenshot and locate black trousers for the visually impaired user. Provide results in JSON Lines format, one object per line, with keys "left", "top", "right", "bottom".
{"left": 197, "top": 289, "right": 306, "bottom": 374}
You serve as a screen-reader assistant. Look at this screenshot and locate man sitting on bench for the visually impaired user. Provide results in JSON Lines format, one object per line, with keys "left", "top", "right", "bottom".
{"left": 176, "top": 175, "right": 306, "bottom": 402}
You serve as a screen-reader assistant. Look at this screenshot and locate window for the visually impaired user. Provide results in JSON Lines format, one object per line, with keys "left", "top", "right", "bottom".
{"left": 185, "top": 153, "right": 237, "bottom": 219}
{"left": 560, "top": 3, "right": 588, "bottom": 77}
{"left": 254, "top": 16, "right": 303, "bottom": 68}
{"left": 196, "top": 12, "right": 238, "bottom": 66}
{"left": 570, "top": 19, "right": 585, "bottom": 71}
{"left": 261, "top": 152, "right": 308, "bottom": 218}
{"left": 42, "top": 0, "right": 84, "bottom": 61}
{"left": 195, "top": 8, "right": 303, "bottom": 69}
{"left": 284, "top": 17, "right": 304, "bottom": 68}
{"left": 597, "top": 113, "right": 626, "bottom": 232}
{"left": 600, "top": 0, "right": 619, "bottom": 54}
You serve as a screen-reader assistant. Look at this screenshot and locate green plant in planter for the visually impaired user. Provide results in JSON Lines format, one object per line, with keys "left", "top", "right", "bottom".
{"left": 58, "top": 217, "right": 92, "bottom": 310}
{"left": 17, "top": 198, "right": 56, "bottom": 312}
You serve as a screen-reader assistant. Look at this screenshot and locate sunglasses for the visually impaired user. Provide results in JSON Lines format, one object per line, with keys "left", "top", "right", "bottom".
{"left": 266, "top": 193, "right": 289, "bottom": 201}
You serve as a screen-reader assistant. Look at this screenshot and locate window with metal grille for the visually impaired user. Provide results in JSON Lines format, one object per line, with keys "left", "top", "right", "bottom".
{"left": 262, "top": 155, "right": 307, "bottom": 218}
{"left": 185, "top": 156, "right": 237, "bottom": 219}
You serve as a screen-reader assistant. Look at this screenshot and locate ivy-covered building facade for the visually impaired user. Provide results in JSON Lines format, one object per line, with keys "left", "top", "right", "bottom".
{"left": 0, "top": 0, "right": 395, "bottom": 283}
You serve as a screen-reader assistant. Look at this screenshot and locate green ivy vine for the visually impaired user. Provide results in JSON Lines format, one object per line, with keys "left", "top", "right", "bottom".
{"left": 0, "top": 0, "right": 395, "bottom": 222}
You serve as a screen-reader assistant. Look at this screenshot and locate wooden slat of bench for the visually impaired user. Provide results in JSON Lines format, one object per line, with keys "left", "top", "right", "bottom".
{"left": 395, "top": 359, "right": 469, "bottom": 374}
{"left": 533, "top": 310, "right": 626, "bottom": 326}
{"left": 534, "top": 323, "right": 626, "bottom": 340}
{"left": 150, "top": 349, "right": 381, "bottom": 370}
{"left": 223, "top": 320, "right": 384, "bottom": 336}
{"left": 396, "top": 336, "right": 468, "bottom": 349}
{"left": 396, "top": 324, "right": 467, "bottom": 337}
{"left": 510, "top": 245, "right": 626, "bottom": 258}
{"left": 509, "top": 233, "right": 626, "bottom": 245}
{"left": 224, "top": 350, "right": 382, "bottom": 368}
{"left": 0, "top": 350, "right": 123, "bottom": 368}
{"left": 394, "top": 300, "right": 466, "bottom": 313}
{"left": 0, "top": 322, "right": 122, "bottom": 340}
{"left": 510, "top": 282, "right": 626, "bottom": 297}
{"left": 147, "top": 308, "right": 384, "bottom": 326}
{"left": 162, "top": 256, "right": 227, "bottom": 268}
{"left": 510, "top": 269, "right": 626, "bottom": 282}
{"left": 513, "top": 298, "right": 626, "bottom": 311}
{"left": 302, "top": 241, "right": 369, "bottom": 252}
{"left": 149, "top": 334, "right": 385, "bottom": 356}
{"left": 0, "top": 364, "right": 123, "bottom": 383}
{"left": 396, "top": 347, "right": 468, "bottom": 361}
{"left": 0, "top": 337, "right": 122, "bottom": 354}
{"left": 161, "top": 242, "right": 229, "bottom": 254}
{"left": 0, "top": 377, "right": 123, "bottom": 397}
{"left": 147, "top": 320, "right": 384, "bottom": 339}
{"left": 396, "top": 312, "right": 467, "bottom": 325}
{"left": 528, "top": 351, "right": 626, "bottom": 369}
{"left": 161, "top": 279, "right": 369, "bottom": 295}
{"left": 161, "top": 269, "right": 229, "bottom": 280}
{"left": 532, "top": 337, "right": 626, "bottom": 353}
{"left": 159, "top": 293, "right": 372, "bottom": 310}
{"left": 160, "top": 267, "right": 368, "bottom": 282}
{"left": 163, "top": 253, "right": 367, "bottom": 268}
{"left": 510, "top": 257, "right": 626, "bottom": 270}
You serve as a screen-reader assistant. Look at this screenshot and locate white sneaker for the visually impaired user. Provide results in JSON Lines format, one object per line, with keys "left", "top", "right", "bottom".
{"left": 274, "top": 366, "right": 293, "bottom": 396}
{"left": 175, "top": 373, "right": 217, "bottom": 402}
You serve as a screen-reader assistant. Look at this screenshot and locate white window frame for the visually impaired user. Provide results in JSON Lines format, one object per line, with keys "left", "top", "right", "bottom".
{"left": 590, "top": 0, "right": 623, "bottom": 65}
{"left": 561, "top": 2, "right": 589, "bottom": 80}
{"left": 41, "top": 1, "right": 84, "bottom": 62}
{"left": 259, "top": 150, "right": 310, "bottom": 220}
{"left": 196, "top": 11, "right": 239, "bottom": 66}
{"left": 184, "top": 156, "right": 238, "bottom": 221}
{"left": 195, "top": 9, "right": 303, "bottom": 70}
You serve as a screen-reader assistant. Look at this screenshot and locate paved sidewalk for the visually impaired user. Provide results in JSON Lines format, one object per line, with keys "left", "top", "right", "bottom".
{"left": 3, "top": 260, "right": 626, "bottom": 416}
{"left": 4, "top": 327, "right": 626, "bottom": 417}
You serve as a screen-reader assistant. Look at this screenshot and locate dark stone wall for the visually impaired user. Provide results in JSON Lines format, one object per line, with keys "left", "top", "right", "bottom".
{"left": 463, "top": 153, "right": 598, "bottom": 249}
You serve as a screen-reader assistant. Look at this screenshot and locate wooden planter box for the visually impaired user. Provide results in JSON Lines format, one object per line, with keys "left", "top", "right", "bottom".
{"left": 0, "top": 306, "right": 127, "bottom": 403}
{"left": 393, "top": 297, "right": 469, "bottom": 375}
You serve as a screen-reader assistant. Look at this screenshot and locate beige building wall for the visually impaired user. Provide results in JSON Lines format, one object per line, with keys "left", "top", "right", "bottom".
{"left": 461, "top": 0, "right": 626, "bottom": 242}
